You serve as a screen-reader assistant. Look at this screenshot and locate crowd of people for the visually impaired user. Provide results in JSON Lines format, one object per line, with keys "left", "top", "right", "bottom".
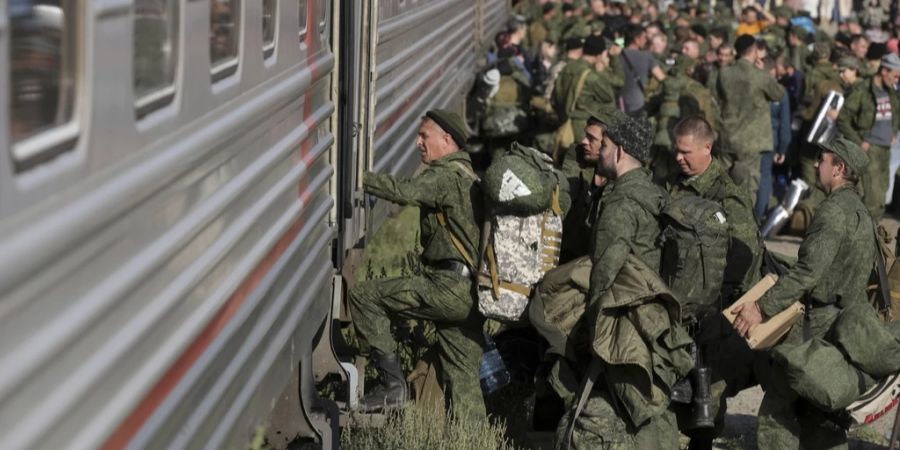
{"left": 345, "top": 0, "right": 900, "bottom": 449}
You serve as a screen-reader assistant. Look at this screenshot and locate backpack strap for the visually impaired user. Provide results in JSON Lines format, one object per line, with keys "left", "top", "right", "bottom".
{"left": 873, "top": 223, "right": 893, "bottom": 322}
{"left": 571, "top": 69, "right": 592, "bottom": 115}
{"left": 434, "top": 159, "right": 480, "bottom": 270}
{"left": 435, "top": 212, "right": 477, "bottom": 270}
{"left": 564, "top": 358, "right": 604, "bottom": 450}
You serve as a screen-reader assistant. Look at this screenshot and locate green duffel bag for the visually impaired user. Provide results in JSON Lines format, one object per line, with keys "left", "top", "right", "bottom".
{"left": 483, "top": 142, "right": 569, "bottom": 216}
{"left": 773, "top": 338, "right": 875, "bottom": 412}
{"left": 830, "top": 302, "right": 900, "bottom": 378}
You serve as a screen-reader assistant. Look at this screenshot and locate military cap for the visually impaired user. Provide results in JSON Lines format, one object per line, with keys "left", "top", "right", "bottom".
{"left": 562, "top": 3, "right": 576, "bottom": 13}
{"left": 882, "top": 52, "right": 900, "bottom": 71}
{"left": 583, "top": 34, "right": 607, "bottom": 55}
{"left": 542, "top": 3, "right": 556, "bottom": 14}
{"left": 565, "top": 36, "right": 585, "bottom": 51}
{"left": 696, "top": 3, "right": 710, "bottom": 14}
{"left": 790, "top": 25, "right": 810, "bottom": 40}
{"left": 589, "top": 106, "right": 627, "bottom": 128}
{"left": 819, "top": 137, "right": 868, "bottom": 175}
{"left": 690, "top": 24, "right": 708, "bottom": 39}
{"left": 604, "top": 116, "right": 653, "bottom": 164}
{"left": 837, "top": 56, "right": 860, "bottom": 71}
{"left": 425, "top": 109, "right": 468, "bottom": 149}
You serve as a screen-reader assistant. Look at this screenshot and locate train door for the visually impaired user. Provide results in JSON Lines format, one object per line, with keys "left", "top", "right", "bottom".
{"left": 333, "top": 0, "right": 377, "bottom": 270}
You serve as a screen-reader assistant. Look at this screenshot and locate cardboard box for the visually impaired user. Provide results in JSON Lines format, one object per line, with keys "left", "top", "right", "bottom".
{"left": 723, "top": 274, "right": 805, "bottom": 350}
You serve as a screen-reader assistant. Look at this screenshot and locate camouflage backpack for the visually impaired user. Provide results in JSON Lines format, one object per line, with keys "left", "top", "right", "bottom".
{"left": 658, "top": 195, "right": 730, "bottom": 321}
{"left": 478, "top": 142, "right": 570, "bottom": 322}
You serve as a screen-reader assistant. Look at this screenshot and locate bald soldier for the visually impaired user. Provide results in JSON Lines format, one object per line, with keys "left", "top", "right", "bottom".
{"left": 733, "top": 138, "right": 875, "bottom": 449}
{"left": 348, "top": 109, "right": 486, "bottom": 420}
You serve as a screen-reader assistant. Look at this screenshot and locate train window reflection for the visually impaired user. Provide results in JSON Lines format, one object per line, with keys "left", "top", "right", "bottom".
{"left": 210, "top": 0, "right": 240, "bottom": 80}
{"left": 134, "top": 0, "right": 178, "bottom": 117}
{"left": 9, "top": 1, "right": 77, "bottom": 161}
{"left": 263, "top": 0, "right": 275, "bottom": 58}
{"left": 298, "top": 1, "right": 307, "bottom": 42}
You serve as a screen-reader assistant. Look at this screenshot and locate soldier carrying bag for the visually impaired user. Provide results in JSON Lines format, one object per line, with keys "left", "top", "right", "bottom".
{"left": 552, "top": 69, "right": 591, "bottom": 164}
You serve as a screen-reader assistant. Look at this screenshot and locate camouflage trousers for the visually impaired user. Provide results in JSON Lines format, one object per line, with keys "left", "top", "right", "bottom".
{"left": 736, "top": 151, "right": 764, "bottom": 201}
{"left": 554, "top": 386, "right": 681, "bottom": 450}
{"left": 861, "top": 144, "right": 890, "bottom": 219}
{"left": 756, "top": 305, "right": 847, "bottom": 450}
{"left": 347, "top": 267, "right": 486, "bottom": 420}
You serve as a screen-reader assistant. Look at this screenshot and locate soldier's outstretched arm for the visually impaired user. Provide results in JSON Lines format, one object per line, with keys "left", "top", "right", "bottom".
{"left": 757, "top": 202, "right": 845, "bottom": 317}
{"left": 363, "top": 169, "right": 447, "bottom": 208}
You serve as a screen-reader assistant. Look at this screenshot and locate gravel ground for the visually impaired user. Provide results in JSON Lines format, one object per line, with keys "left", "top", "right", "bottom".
{"left": 712, "top": 216, "right": 900, "bottom": 449}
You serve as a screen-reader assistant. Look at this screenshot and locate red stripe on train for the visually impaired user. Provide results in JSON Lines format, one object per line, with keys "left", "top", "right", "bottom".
{"left": 103, "top": 3, "right": 323, "bottom": 447}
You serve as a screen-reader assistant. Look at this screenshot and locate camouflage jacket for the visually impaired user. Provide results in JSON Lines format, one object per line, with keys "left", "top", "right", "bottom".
{"left": 552, "top": 58, "right": 617, "bottom": 123}
{"left": 836, "top": 77, "right": 900, "bottom": 146}
{"left": 590, "top": 167, "right": 667, "bottom": 303}
{"left": 666, "top": 159, "right": 762, "bottom": 293}
{"left": 801, "top": 62, "right": 844, "bottom": 123}
{"left": 717, "top": 59, "right": 786, "bottom": 155}
{"left": 648, "top": 75, "right": 722, "bottom": 148}
{"left": 364, "top": 152, "right": 483, "bottom": 267}
{"left": 759, "top": 185, "right": 875, "bottom": 317}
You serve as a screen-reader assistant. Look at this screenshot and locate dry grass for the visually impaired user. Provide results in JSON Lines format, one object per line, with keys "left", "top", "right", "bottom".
{"left": 340, "top": 404, "right": 521, "bottom": 450}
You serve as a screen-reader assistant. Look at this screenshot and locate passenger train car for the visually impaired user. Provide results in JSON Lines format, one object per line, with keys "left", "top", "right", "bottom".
{"left": 0, "top": 0, "right": 507, "bottom": 449}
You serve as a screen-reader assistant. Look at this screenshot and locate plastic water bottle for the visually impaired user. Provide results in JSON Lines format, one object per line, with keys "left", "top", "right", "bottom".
{"left": 479, "top": 334, "right": 511, "bottom": 395}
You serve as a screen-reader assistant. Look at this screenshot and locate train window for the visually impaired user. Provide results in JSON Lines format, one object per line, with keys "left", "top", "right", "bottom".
{"left": 210, "top": 0, "right": 240, "bottom": 81}
{"left": 298, "top": 1, "right": 307, "bottom": 42}
{"left": 263, "top": 0, "right": 276, "bottom": 58}
{"left": 134, "top": 0, "right": 179, "bottom": 117}
{"left": 9, "top": 1, "right": 78, "bottom": 165}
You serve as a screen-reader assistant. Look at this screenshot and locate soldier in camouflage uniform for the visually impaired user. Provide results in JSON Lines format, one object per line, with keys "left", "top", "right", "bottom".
{"left": 559, "top": 107, "right": 627, "bottom": 263}
{"left": 716, "top": 34, "right": 785, "bottom": 198}
{"left": 796, "top": 56, "right": 860, "bottom": 215}
{"left": 552, "top": 34, "right": 621, "bottom": 169}
{"left": 347, "top": 110, "right": 486, "bottom": 420}
{"left": 836, "top": 53, "right": 900, "bottom": 219}
{"left": 664, "top": 117, "right": 763, "bottom": 450}
{"left": 732, "top": 138, "right": 875, "bottom": 450}
{"left": 558, "top": 115, "right": 683, "bottom": 449}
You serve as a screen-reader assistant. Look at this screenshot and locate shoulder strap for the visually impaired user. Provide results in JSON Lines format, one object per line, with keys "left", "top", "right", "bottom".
{"left": 449, "top": 160, "right": 479, "bottom": 182}
{"left": 435, "top": 212, "right": 477, "bottom": 270}
{"left": 569, "top": 69, "right": 592, "bottom": 116}
{"left": 433, "top": 160, "right": 479, "bottom": 270}
{"left": 621, "top": 51, "right": 646, "bottom": 93}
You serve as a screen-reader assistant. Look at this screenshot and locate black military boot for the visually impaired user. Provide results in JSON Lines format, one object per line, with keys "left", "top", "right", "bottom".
{"left": 689, "top": 366, "right": 715, "bottom": 429}
{"left": 360, "top": 351, "right": 408, "bottom": 412}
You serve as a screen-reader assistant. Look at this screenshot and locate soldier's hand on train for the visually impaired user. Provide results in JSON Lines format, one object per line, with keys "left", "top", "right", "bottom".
{"left": 862, "top": 141, "right": 871, "bottom": 152}
{"left": 774, "top": 154, "right": 786, "bottom": 165}
{"left": 731, "top": 302, "right": 764, "bottom": 338}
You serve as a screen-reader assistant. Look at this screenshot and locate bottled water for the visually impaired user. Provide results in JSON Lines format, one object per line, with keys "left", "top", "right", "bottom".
{"left": 480, "top": 334, "right": 511, "bottom": 395}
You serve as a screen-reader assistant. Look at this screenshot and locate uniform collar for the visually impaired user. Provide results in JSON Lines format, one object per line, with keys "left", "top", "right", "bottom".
{"left": 678, "top": 158, "right": 723, "bottom": 196}
{"left": 430, "top": 151, "right": 472, "bottom": 166}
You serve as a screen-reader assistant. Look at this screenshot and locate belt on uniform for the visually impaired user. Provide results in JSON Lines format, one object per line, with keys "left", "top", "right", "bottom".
{"left": 429, "top": 260, "right": 472, "bottom": 278}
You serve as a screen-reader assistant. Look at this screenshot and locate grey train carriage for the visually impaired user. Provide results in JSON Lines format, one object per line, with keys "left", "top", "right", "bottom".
{"left": 0, "top": 0, "right": 507, "bottom": 449}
